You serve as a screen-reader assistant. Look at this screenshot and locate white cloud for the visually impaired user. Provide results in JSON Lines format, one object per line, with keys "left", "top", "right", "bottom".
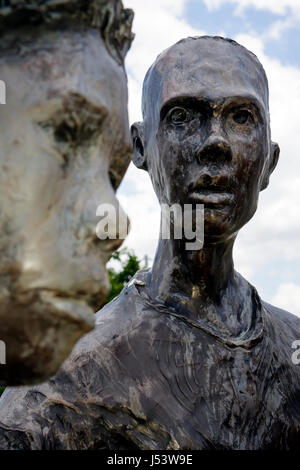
{"left": 203, "top": 0, "right": 300, "bottom": 17}
{"left": 271, "top": 283, "right": 300, "bottom": 317}
{"left": 265, "top": 15, "right": 297, "bottom": 40}
{"left": 202, "top": 0, "right": 300, "bottom": 40}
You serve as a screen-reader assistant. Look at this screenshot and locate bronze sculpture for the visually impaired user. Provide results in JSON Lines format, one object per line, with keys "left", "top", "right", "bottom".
{"left": 0, "top": 36, "right": 299, "bottom": 450}
{"left": 0, "top": 0, "right": 133, "bottom": 385}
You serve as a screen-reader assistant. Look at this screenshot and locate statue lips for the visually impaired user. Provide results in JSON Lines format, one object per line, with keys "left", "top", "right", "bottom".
{"left": 188, "top": 177, "right": 236, "bottom": 208}
{"left": 189, "top": 188, "right": 235, "bottom": 207}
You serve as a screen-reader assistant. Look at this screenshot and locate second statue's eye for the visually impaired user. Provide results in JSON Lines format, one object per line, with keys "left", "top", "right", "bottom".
{"left": 168, "top": 107, "right": 191, "bottom": 124}
{"left": 233, "top": 110, "right": 252, "bottom": 125}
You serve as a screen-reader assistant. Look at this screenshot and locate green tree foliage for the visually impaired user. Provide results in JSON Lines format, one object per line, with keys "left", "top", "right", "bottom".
{"left": 105, "top": 248, "right": 142, "bottom": 304}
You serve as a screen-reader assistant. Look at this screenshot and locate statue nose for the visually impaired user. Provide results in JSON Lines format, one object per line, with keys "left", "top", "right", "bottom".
{"left": 197, "top": 135, "right": 232, "bottom": 164}
{"left": 76, "top": 220, "right": 127, "bottom": 253}
{"left": 76, "top": 223, "right": 98, "bottom": 242}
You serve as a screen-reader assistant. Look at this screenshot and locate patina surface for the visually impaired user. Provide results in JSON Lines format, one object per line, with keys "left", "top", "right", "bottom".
{"left": 0, "top": 36, "right": 299, "bottom": 449}
{"left": 0, "top": 0, "right": 133, "bottom": 385}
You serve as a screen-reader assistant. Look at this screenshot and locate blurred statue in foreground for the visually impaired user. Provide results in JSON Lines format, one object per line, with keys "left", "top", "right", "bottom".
{"left": 0, "top": 36, "right": 300, "bottom": 450}
{"left": 0, "top": 0, "right": 133, "bottom": 385}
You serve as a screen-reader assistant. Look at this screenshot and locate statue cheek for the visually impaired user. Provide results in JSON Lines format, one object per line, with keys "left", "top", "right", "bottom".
{"left": 232, "top": 133, "right": 263, "bottom": 166}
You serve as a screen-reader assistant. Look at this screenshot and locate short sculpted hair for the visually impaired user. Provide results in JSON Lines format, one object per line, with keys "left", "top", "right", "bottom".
{"left": 0, "top": 0, "right": 134, "bottom": 64}
{"left": 142, "top": 36, "right": 270, "bottom": 125}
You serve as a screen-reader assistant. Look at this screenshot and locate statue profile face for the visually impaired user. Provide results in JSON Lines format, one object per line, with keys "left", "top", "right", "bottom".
{"left": 0, "top": 27, "right": 131, "bottom": 384}
{"left": 133, "top": 37, "right": 279, "bottom": 243}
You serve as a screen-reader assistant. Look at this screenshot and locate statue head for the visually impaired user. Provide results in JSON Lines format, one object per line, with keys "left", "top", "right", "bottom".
{"left": 132, "top": 36, "right": 280, "bottom": 243}
{"left": 0, "top": 0, "right": 133, "bottom": 384}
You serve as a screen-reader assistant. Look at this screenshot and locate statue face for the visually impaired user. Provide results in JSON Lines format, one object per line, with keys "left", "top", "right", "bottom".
{"left": 138, "top": 38, "right": 278, "bottom": 243}
{"left": 0, "top": 28, "right": 131, "bottom": 384}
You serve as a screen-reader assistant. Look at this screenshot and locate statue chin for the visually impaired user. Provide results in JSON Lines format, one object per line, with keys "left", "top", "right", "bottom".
{"left": 0, "top": 291, "right": 96, "bottom": 386}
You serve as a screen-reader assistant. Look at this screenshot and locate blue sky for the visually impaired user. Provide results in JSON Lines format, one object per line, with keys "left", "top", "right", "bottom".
{"left": 185, "top": 0, "right": 300, "bottom": 66}
{"left": 120, "top": 0, "right": 300, "bottom": 315}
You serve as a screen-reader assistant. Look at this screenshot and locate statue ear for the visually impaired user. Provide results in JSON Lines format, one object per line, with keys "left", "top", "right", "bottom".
{"left": 261, "top": 141, "right": 280, "bottom": 191}
{"left": 131, "top": 122, "right": 148, "bottom": 171}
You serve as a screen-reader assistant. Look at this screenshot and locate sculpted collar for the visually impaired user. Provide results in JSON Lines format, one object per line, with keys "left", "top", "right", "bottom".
{"left": 126, "top": 269, "right": 265, "bottom": 350}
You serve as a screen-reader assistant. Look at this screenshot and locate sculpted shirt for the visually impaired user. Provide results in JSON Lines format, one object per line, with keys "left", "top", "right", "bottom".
{"left": 0, "top": 269, "right": 299, "bottom": 450}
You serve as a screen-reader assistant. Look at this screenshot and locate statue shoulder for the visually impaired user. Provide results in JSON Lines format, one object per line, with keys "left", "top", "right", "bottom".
{"left": 263, "top": 300, "right": 300, "bottom": 337}
{"left": 73, "top": 274, "right": 147, "bottom": 357}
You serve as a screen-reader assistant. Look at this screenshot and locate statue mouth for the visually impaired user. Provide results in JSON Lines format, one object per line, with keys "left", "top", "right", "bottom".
{"left": 188, "top": 189, "right": 234, "bottom": 207}
{"left": 188, "top": 174, "right": 237, "bottom": 207}
{"left": 38, "top": 290, "right": 96, "bottom": 329}
{"left": 38, "top": 285, "right": 107, "bottom": 311}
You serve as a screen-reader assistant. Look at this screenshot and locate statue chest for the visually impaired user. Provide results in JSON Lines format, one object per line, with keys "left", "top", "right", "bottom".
{"left": 107, "top": 311, "right": 300, "bottom": 449}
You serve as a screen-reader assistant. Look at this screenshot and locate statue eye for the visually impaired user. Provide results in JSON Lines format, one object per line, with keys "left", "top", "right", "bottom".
{"left": 54, "top": 121, "right": 78, "bottom": 143}
{"left": 232, "top": 110, "right": 252, "bottom": 125}
{"left": 168, "top": 107, "right": 191, "bottom": 124}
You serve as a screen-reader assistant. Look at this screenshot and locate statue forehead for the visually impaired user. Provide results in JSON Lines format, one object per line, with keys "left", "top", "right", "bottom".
{"left": 143, "top": 38, "right": 269, "bottom": 121}
{"left": 0, "top": 30, "right": 126, "bottom": 111}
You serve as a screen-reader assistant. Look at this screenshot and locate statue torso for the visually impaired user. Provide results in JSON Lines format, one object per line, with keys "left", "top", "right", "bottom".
{"left": 0, "top": 269, "right": 300, "bottom": 450}
{"left": 86, "top": 271, "right": 300, "bottom": 449}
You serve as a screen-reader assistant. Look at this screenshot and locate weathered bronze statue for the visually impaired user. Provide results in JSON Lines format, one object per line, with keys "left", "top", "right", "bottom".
{"left": 0, "top": 0, "right": 133, "bottom": 385}
{"left": 0, "top": 36, "right": 299, "bottom": 450}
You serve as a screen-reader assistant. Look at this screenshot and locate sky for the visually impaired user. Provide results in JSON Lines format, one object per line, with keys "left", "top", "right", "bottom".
{"left": 117, "top": 0, "right": 300, "bottom": 316}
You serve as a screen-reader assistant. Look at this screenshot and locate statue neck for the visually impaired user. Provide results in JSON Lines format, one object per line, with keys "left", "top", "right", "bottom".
{"left": 148, "top": 235, "right": 257, "bottom": 337}
{"left": 150, "top": 236, "right": 236, "bottom": 303}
